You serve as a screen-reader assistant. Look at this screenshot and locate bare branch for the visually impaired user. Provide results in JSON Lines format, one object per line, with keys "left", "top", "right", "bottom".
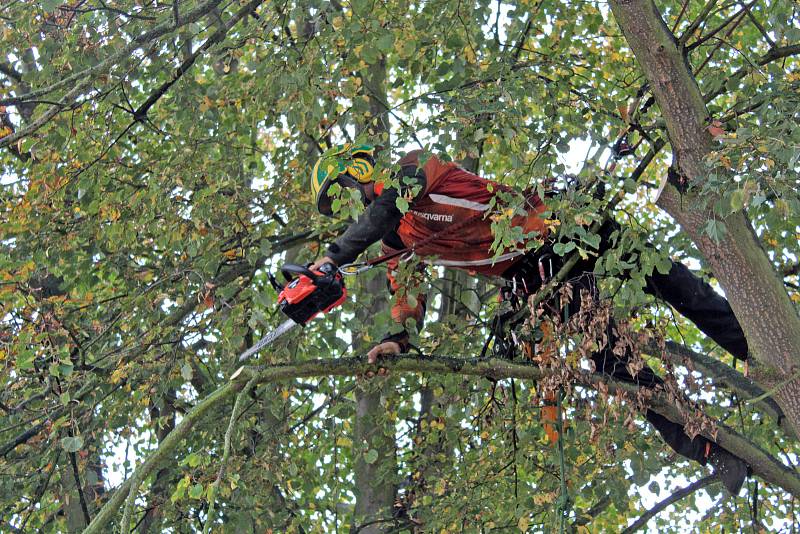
{"left": 782, "top": 263, "right": 800, "bottom": 278}
{"left": 758, "top": 43, "right": 800, "bottom": 65}
{"left": 687, "top": 1, "right": 755, "bottom": 52}
{"left": 742, "top": 2, "right": 774, "bottom": 47}
{"left": 621, "top": 475, "right": 717, "bottom": 533}
{"left": 571, "top": 495, "right": 612, "bottom": 530}
{"left": 678, "top": 0, "right": 718, "bottom": 45}
{"left": 69, "top": 450, "right": 92, "bottom": 526}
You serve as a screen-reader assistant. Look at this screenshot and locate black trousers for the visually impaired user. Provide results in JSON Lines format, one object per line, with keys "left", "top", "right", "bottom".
{"left": 502, "top": 224, "right": 748, "bottom": 463}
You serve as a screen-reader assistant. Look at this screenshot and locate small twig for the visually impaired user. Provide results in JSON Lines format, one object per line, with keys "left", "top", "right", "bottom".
{"left": 671, "top": 0, "right": 691, "bottom": 33}
{"left": 741, "top": 2, "right": 774, "bottom": 46}
{"left": 678, "top": 0, "right": 718, "bottom": 45}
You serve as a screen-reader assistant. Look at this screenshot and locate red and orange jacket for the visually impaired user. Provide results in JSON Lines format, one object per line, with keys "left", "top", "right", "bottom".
{"left": 325, "top": 151, "right": 549, "bottom": 343}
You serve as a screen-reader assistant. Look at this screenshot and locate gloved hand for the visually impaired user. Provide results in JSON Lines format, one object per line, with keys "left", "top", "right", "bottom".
{"left": 311, "top": 256, "right": 337, "bottom": 271}
{"left": 367, "top": 341, "right": 401, "bottom": 364}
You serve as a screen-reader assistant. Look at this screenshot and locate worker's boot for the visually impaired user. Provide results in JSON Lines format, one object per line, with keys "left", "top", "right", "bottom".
{"left": 707, "top": 445, "right": 749, "bottom": 496}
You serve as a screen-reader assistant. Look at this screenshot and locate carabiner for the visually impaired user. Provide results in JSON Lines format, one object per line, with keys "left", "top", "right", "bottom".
{"left": 338, "top": 263, "right": 373, "bottom": 276}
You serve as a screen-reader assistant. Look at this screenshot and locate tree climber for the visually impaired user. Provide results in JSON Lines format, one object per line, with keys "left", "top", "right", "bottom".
{"left": 304, "top": 143, "right": 750, "bottom": 495}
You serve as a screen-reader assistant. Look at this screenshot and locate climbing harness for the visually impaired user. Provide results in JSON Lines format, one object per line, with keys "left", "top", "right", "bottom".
{"left": 337, "top": 209, "right": 488, "bottom": 277}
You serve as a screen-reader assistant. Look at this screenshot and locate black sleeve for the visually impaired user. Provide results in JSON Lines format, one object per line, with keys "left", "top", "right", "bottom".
{"left": 326, "top": 166, "right": 426, "bottom": 265}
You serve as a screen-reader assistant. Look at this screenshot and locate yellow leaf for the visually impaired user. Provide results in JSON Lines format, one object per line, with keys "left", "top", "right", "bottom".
{"left": 111, "top": 364, "right": 128, "bottom": 384}
{"left": 199, "top": 96, "right": 213, "bottom": 112}
{"left": 464, "top": 46, "right": 476, "bottom": 64}
{"left": 517, "top": 516, "right": 530, "bottom": 531}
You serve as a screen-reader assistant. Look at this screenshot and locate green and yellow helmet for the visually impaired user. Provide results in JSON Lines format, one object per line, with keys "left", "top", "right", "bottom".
{"left": 310, "top": 144, "right": 376, "bottom": 216}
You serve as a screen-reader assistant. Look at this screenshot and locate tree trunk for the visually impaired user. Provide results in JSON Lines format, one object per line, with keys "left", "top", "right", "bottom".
{"left": 351, "top": 56, "right": 398, "bottom": 533}
{"left": 353, "top": 271, "right": 398, "bottom": 532}
{"left": 58, "top": 458, "right": 89, "bottom": 533}
{"left": 608, "top": 0, "right": 800, "bottom": 436}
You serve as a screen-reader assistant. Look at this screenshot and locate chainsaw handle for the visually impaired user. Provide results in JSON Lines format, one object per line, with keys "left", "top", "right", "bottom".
{"left": 281, "top": 264, "right": 320, "bottom": 281}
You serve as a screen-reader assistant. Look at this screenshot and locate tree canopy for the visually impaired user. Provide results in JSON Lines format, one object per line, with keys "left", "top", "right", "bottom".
{"left": 1, "top": 0, "right": 799, "bottom": 532}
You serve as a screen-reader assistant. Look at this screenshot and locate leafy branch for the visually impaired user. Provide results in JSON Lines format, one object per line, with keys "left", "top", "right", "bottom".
{"left": 0, "top": 0, "right": 229, "bottom": 148}
{"left": 83, "top": 353, "right": 800, "bottom": 533}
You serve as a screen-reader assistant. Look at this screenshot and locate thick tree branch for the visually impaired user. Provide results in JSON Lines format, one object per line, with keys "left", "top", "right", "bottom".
{"left": 84, "top": 354, "right": 800, "bottom": 533}
{"left": 621, "top": 474, "right": 717, "bottom": 533}
{"left": 659, "top": 341, "right": 793, "bottom": 439}
{"left": 757, "top": 43, "right": 800, "bottom": 65}
{"left": 0, "top": 61, "right": 23, "bottom": 83}
{"left": 610, "top": 0, "right": 800, "bottom": 439}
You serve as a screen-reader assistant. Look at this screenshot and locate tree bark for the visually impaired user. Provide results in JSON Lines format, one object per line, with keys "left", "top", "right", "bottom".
{"left": 351, "top": 55, "right": 398, "bottom": 533}
{"left": 608, "top": 0, "right": 800, "bottom": 436}
{"left": 138, "top": 396, "right": 176, "bottom": 533}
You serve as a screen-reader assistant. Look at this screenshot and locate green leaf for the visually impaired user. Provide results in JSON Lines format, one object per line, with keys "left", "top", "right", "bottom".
{"left": 361, "top": 46, "right": 380, "bottom": 65}
{"left": 61, "top": 436, "right": 83, "bottom": 453}
{"left": 704, "top": 219, "right": 727, "bottom": 243}
{"left": 16, "top": 350, "right": 35, "bottom": 371}
{"left": 376, "top": 32, "right": 395, "bottom": 54}
{"left": 189, "top": 483, "right": 205, "bottom": 499}
{"left": 181, "top": 363, "right": 193, "bottom": 381}
{"left": 364, "top": 449, "right": 379, "bottom": 464}
{"left": 395, "top": 196, "right": 409, "bottom": 213}
{"left": 186, "top": 452, "right": 202, "bottom": 468}
{"left": 171, "top": 476, "right": 190, "bottom": 503}
{"left": 655, "top": 257, "right": 673, "bottom": 275}
{"left": 730, "top": 190, "right": 744, "bottom": 211}
{"left": 41, "top": 0, "right": 61, "bottom": 12}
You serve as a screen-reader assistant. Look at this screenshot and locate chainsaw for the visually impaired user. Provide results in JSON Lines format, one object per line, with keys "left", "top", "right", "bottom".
{"left": 238, "top": 262, "right": 346, "bottom": 362}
